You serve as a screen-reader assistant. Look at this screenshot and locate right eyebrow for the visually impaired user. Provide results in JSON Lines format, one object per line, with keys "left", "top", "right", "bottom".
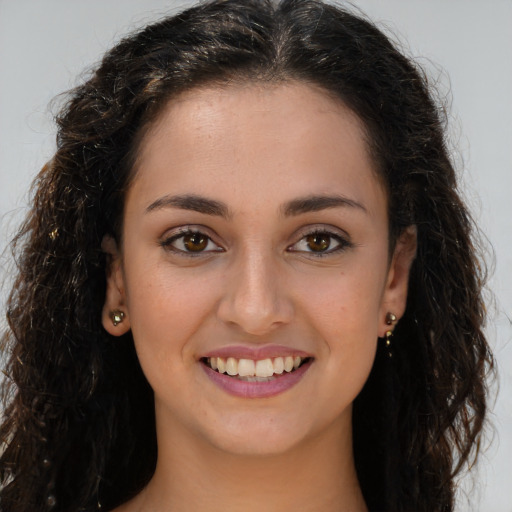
{"left": 145, "top": 194, "right": 231, "bottom": 218}
{"left": 281, "top": 194, "right": 367, "bottom": 217}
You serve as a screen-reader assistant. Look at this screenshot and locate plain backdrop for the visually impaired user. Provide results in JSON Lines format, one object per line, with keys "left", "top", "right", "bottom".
{"left": 1, "top": 1, "right": 511, "bottom": 510}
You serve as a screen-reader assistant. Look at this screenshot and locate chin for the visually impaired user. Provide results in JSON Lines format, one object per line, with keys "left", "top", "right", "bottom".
{"left": 199, "top": 410, "right": 316, "bottom": 458}
{"left": 212, "top": 432, "right": 305, "bottom": 458}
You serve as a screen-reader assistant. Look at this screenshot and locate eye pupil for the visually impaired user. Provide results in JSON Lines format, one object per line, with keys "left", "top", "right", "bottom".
{"left": 306, "top": 233, "right": 330, "bottom": 252}
{"left": 183, "top": 233, "right": 208, "bottom": 251}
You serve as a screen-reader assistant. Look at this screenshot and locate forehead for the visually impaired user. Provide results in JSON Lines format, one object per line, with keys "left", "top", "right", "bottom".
{"left": 137, "top": 81, "right": 370, "bottom": 165}
{"left": 128, "top": 81, "right": 386, "bottom": 217}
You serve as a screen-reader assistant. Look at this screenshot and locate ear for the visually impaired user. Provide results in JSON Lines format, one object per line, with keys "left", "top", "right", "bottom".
{"left": 101, "top": 234, "right": 131, "bottom": 336}
{"left": 379, "top": 225, "right": 417, "bottom": 336}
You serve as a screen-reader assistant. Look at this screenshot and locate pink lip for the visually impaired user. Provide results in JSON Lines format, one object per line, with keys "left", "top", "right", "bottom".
{"left": 202, "top": 344, "right": 312, "bottom": 360}
{"left": 201, "top": 358, "right": 313, "bottom": 399}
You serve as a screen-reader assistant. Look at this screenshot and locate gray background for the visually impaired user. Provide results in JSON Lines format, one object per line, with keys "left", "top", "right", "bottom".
{"left": 1, "top": 1, "right": 511, "bottom": 510}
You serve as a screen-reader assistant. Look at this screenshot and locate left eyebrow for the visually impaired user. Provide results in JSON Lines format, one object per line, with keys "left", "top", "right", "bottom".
{"left": 281, "top": 194, "right": 367, "bottom": 217}
{"left": 145, "top": 194, "right": 231, "bottom": 218}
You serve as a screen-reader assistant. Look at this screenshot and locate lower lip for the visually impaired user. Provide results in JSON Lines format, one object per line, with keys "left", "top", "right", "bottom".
{"left": 201, "top": 359, "right": 313, "bottom": 399}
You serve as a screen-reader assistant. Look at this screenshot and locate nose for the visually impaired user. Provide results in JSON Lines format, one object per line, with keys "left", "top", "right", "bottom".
{"left": 216, "top": 249, "right": 294, "bottom": 336}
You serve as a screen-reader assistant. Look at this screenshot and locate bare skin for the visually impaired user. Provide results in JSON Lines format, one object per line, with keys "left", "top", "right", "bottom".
{"left": 104, "top": 82, "right": 416, "bottom": 512}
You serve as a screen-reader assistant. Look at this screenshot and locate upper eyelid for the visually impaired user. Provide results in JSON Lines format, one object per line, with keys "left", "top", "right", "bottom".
{"left": 161, "top": 225, "right": 219, "bottom": 241}
{"left": 292, "top": 224, "right": 351, "bottom": 241}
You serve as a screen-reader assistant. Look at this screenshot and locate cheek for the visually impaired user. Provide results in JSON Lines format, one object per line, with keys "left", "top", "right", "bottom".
{"left": 296, "top": 261, "right": 386, "bottom": 340}
{"left": 123, "top": 262, "right": 221, "bottom": 376}
{"left": 293, "top": 260, "right": 385, "bottom": 394}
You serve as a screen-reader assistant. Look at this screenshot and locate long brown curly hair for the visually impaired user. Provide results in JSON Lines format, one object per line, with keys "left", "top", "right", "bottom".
{"left": 0, "top": 0, "right": 494, "bottom": 510}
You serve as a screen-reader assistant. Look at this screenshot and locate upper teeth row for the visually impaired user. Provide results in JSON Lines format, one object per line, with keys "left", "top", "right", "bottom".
{"left": 208, "top": 356, "right": 303, "bottom": 377}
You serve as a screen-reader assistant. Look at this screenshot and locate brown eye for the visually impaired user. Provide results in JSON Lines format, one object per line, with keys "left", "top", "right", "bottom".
{"left": 306, "top": 233, "right": 331, "bottom": 252}
{"left": 287, "top": 229, "right": 350, "bottom": 256}
{"left": 183, "top": 232, "right": 208, "bottom": 252}
{"left": 161, "top": 229, "right": 222, "bottom": 255}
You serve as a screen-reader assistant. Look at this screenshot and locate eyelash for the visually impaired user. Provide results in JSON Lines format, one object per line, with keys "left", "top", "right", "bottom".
{"left": 287, "top": 229, "right": 353, "bottom": 257}
{"left": 159, "top": 227, "right": 352, "bottom": 258}
{"left": 159, "top": 228, "right": 223, "bottom": 257}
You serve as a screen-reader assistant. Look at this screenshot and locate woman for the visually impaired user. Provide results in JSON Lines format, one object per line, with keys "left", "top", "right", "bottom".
{"left": 0, "top": 0, "right": 494, "bottom": 510}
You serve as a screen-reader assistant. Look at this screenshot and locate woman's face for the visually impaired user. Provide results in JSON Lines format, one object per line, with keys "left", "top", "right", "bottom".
{"left": 103, "top": 82, "right": 415, "bottom": 456}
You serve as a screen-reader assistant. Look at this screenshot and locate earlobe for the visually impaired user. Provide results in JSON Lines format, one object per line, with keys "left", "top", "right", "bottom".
{"left": 101, "top": 235, "right": 131, "bottom": 336}
{"left": 379, "top": 225, "right": 417, "bottom": 336}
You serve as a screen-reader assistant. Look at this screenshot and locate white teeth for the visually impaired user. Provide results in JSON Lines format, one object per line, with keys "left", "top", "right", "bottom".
{"left": 255, "top": 358, "right": 274, "bottom": 378}
{"left": 284, "top": 356, "right": 294, "bottom": 372}
{"left": 216, "top": 357, "right": 226, "bottom": 374}
{"left": 238, "top": 358, "right": 255, "bottom": 377}
{"left": 207, "top": 355, "right": 306, "bottom": 377}
{"left": 273, "top": 356, "right": 284, "bottom": 374}
{"left": 226, "top": 357, "right": 238, "bottom": 376}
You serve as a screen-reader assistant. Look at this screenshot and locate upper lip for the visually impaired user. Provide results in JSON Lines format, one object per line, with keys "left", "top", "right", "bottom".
{"left": 201, "top": 344, "right": 313, "bottom": 360}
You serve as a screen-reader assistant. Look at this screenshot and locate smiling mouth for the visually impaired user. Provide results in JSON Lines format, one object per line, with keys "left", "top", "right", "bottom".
{"left": 201, "top": 356, "right": 312, "bottom": 381}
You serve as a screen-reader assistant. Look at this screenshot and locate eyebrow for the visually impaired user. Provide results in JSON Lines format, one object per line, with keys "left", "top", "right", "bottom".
{"left": 282, "top": 194, "right": 367, "bottom": 217}
{"left": 145, "top": 193, "right": 366, "bottom": 218}
{"left": 145, "top": 194, "right": 231, "bottom": 218}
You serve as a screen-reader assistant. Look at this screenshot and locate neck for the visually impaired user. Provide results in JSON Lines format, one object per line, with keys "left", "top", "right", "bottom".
{"left": 128, "top": 409, "right": 368, "bottom": 512}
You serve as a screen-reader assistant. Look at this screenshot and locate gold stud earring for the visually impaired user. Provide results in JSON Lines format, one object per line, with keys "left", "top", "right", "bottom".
{"left": 110, "top": 310, "right": 125, "bottom": 327}
{"left": 384, "top": 312, "right": 397, "bottom": 358}
{"left": 386, "top": 312, "right": 397, "bottom": 325}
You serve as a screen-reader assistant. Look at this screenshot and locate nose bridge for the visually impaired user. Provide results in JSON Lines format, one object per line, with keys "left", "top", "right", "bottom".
{"left": 217, "top": 243, "right": 292, "bottom": 335}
